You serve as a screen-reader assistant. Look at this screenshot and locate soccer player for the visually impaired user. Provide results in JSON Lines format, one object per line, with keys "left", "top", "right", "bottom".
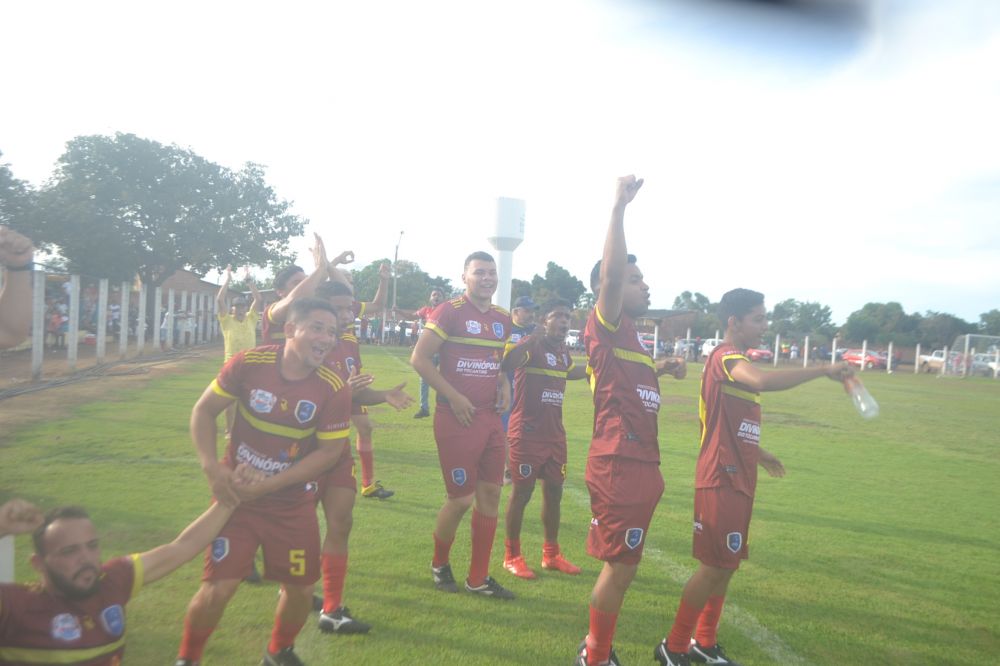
{"left": 216, "top": 265, "right": 263, "bottom": 435}
{"left": 575, "top": 176, "right": 687, "bottom": 666}
{"left": 312, "top": 280, "right": 413, "bottom": 635}
{"left": 261, "top": 235, "right": 334, "bottom": 344}
{"left": 175, "top": 297, "right": 353, "bottom": 666}
{"left": 410, "top": 251, "right": 515, "bottom": 600}
{"left": 0, "top": 479, "right": 257, "bottom": 666}
{"left": 395, "top": 287, "right": 446, "bottom": 418}
{"left": 656, "top": 289, "right": 852, "bottom": 666}
{"left": 500, "top": 298, "right": 587, "bottom": 580}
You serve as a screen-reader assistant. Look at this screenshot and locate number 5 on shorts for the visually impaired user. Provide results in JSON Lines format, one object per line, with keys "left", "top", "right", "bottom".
{"left": 289, "top": 549, "right": 306, "bottom": 576}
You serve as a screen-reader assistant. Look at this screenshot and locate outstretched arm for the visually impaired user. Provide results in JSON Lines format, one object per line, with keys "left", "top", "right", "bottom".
{"left": 216, "top": 266, "right": 233, "bottom": 314}
{"left": 246, "top": 268, "right": 262, "bottom": 316}
{"left": 595, "top": 176, "right": 643, "bottom": 327}
{"left": 268, "top": 233, "right": 330, "bottom": 325}
{"left": 730, "top": 358, "right": 853, "bottom": 392}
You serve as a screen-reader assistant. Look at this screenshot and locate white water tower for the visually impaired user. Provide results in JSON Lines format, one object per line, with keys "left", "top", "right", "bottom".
{"left": 488, "top": 197, "right": 525, "bottom": 310}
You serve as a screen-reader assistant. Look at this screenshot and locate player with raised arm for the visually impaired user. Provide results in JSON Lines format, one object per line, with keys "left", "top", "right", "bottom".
{"left": 311, "top": 280, "right": 414, "bottom": 635}
{"left": 656, "top": 289, "right": 852, "bottom": 666}
{"left": 500, "top": 298, "right": 587, "bottom": 580}
{"left": 575, "top": 176, "right": 687, "bottom": 666}
{"left": 410, "top": 251, "right": 515, "bottom": 600}
{"left": 175, "top": 297, "right": 353, "bottom": 666}
{"left": 261, "top": 235, "right": 331, "bottom": 343}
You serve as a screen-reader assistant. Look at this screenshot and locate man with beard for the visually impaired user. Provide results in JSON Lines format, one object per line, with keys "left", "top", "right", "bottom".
{"left": 0, "top": 480, "right": 256, "bottom": 666}
{"left": 410, "top": 252, "right": 514, "bottom": 600}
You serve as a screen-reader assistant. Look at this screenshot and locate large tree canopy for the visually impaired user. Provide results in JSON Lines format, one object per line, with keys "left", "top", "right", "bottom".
{"left": 529, "top": 262, "right": 587, "bottom": 307}
{"left": 0, "top": 151, "right": 35, "bottom": 232}
{"left": 770, "top": 298, "right": 837, "bottom": 342}
{"left": 34, "top": 133, "right": 304, "bottom": 286}
{"left": 351, "top": 258, "right": 453, "bottom": 311}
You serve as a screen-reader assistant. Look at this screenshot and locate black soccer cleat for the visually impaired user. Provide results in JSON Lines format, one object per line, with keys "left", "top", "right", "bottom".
{"left": 318, "top": 606, "right": 372, "bottom": 634}
{"left": 174, "top": 660, "right": 199, "bottom": 666}
{"left": 413, "top": 408, "right": 430, "bottom": 419}
{"left": 432, "top": 563, "right": 459, "bottom": 593}
{"left": 687, "top": 640, "right": 742, "bottom": 665}
{"left": 464, "top": 575, "right": 515, "bottom": 600}
{"left": 262, "top": 645, "right": 306, "bottom": 666}
{"left": 361, "top": 480, "right": 395, "bottom": 500}
{"left": 574, "top": 640, "right": 621, "bottom": 666}
{"left": 654, "top": 640, "right": 691, "bottom": 666}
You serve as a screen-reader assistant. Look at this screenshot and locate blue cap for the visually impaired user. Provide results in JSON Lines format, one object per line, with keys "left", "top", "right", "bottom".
{"left": 513, "top": 296, "right": 538, "bottom": 309}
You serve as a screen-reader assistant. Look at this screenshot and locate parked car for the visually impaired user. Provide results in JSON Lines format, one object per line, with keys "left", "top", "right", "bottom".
{"left": 843, "top": 349, "right": 887, "bottom": 369}
{"left": 745, "top": 346, "right": 773, "bottom": 362}
{"left": 638, "top": 333, "right": 655, "bottom": 353}
{"left": 700, "top": 338, "right": 722, "bottom": 359}
{"left": 565, "top": 329, "right": 582, "bottom": 350}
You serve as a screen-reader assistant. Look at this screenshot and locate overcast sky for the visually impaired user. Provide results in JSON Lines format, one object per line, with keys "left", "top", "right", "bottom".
{"left": 3, "top": 0, "right": 998, "bottom": 324}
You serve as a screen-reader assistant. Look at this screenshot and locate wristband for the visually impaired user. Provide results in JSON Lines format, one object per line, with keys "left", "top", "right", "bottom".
{"left": 5, "top": 260, "right": 33, "bottom": 272}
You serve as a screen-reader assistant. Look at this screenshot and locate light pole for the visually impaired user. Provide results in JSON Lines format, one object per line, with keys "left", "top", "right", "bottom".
{"left": 384, "top": 230, "right": 403, "bottom": 344}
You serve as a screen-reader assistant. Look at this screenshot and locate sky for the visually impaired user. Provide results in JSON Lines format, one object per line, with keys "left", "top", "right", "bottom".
{"left": 2, "top": 0, "right": 998, "bottom": 324}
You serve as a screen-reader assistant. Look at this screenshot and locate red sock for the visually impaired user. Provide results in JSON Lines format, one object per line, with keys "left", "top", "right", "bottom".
{"left": 268, "top": 615, "right": 305, "bottom": 654}
{"left": 433, "top": 532, "right": 453, "bottom": 568}
{"left": 468, "top": 509, "right": 498, "bottom": 586}
{"left": 177, "top": 617, "right": 214, "bottom": 662}
{"left": 321, "top": 553, "right": 348, "bottom": 613}
{"left": 694, "top": 595, "right": 726, "bottom": 648}
{"left": 667, "top": 597, "right": 705, "bottom": 653}
{"left": 505, "top": 538, "right": 521, "bottom": 559}
{"left": 586, "top": 605, "right": 618, "bottom": 666}
{"left": 543, "top": 541, "right": 560, "bottom": 559}
{"left": 357, "top": 436, "right": 374, "bottom": 487}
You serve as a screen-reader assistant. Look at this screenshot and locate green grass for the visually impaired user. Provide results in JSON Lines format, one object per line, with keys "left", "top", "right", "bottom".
{"left": 3, "top": 347, "right": 999, "bottom": 665}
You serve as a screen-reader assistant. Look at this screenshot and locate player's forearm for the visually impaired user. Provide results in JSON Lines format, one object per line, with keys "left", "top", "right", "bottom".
{"left": 270, "top": 268, "right": 329, "bottom": 323}
{"left": 412, "top": 355, "right": 462, "bottom": 403}
{"left": 601, "top": 205, "right": 629, "bottom": 290}
{"left": 140, "top": 501, "right": 234, "bottom": 584}
{"left": 369, "top": 276, "right": 389, "bottom": 310}
{"left": 754, "top": 366, "right": 831, "bottom": 392}
{"left": 190, "top": 407, "right": 223, "bottom": 472}
{"left": 352, "top": 387, "right": 386, "bottom": 406}
{"left": 260, "top": 442, "right": 346, "bottom": 494}
{"left": 500, "top": 345, "right": 529, "bottom": 372}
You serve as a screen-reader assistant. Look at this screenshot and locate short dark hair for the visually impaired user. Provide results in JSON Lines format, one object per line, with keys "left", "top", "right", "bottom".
{"left": 542, "top": 298, "right": 573, "bottom": 317}
{"left": 33, "top": 506, "right": 90, "bottom": 556}
{"left": 287, "top": 297, "right": 337, "bottom": 324}
{"left": 590, "top": 255, "right": 637, "bottom": 295}
{"left": 232, "top": 297, "right": 250, "bottom": 308}
{"left": 274, "top": 265, "right": 305, "bottom": 292}
{"left": 718, "top": 288, "right": 765, "bottom": 323}
{"left": 464, "top": 251, "right": 496, "bottom": 269}
{"left": 429, "top": 287, "right": 445, "bottom": 297}
{"left": 316, "top": 281, "right": 354, "bottom": 300}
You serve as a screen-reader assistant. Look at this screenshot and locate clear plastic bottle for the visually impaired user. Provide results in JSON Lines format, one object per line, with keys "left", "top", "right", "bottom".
{"left": 844, "top": 376, "right": 879, "bottom": 419}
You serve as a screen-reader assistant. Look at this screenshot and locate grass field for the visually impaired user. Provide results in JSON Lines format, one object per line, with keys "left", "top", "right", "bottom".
{"left": 2, "top": 345, "right": 999, "bottom": 665}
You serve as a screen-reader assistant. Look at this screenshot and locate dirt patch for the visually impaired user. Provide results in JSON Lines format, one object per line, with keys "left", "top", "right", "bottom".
{"left": 0, "top": 343, "right": 222, "bottom": 440}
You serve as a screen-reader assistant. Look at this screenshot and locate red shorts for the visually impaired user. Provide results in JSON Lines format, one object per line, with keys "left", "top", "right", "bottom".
{"left": 692, "top": 486, "right": 755, "bottom": 569}
{"left": 315, "top": 449, "right": 357, "bottom": 496}
{"left": 434, "top": 405, "right": 506, "bottom": 498}
{"left": 585, "top": 455, "right": 664, "bottom": 564}
{"left": 203, "top": 502, "right": 320, "bottom": 585}
{"left": 508, "top": 437, "right": 567, "bottom": 486}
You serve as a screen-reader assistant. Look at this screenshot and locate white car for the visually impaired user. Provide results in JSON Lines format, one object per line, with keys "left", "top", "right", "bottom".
{"left": 565, "top": 329, "right": 582, "bottom": 349}
{"left": 701, "top": 338, "right": 722, "bottom": 358}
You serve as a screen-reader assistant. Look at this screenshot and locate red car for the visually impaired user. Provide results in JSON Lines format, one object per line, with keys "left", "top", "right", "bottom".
{"left": 842, "top": 349, "right": 887, "bottom": 369}
{"left": 745, "top": 347, "right": 773, "bottom": 362}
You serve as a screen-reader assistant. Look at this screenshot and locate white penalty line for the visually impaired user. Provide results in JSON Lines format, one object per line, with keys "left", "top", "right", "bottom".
{"left": 561, "top": 484, "right": 812, "bottom": 666}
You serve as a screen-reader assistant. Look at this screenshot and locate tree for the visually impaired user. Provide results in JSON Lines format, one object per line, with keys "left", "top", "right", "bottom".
{"left": 672, "top": 291, "right": 712, "bottom": 314}
{"left": 843, "top": 302, "right": 924, "bottom": 346}
{"left": 671, "top": 291, "right": 719, "bottom": 337}
{"left": 34, "top": 133, "right": 304, "bottom": 287}
{"left": 916, "top": 311, "right": 973, "bottom": 349}
{"left": 770, "top": 298, "right": 837, "bottom": 342}
{"left": 0, "top": 151, "right": 35, "bottom": 233}
{"left": 510, "top": 278, "right": 532, "bottom": 303}
{"left": 979, "top": 309, "right": 1000, "bottom": 336}
{"left": 351, "top": 258, "right": 453, "bottom": 311}
{"left": 528, "top": 262, "right": 586, "bottom": 306}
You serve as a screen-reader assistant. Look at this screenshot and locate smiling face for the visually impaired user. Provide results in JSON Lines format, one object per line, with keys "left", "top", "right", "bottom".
{"left": 32, "top": 518, "right": 102, "bottom": 600}
{"left": 284, "top": 307, "right": 338, "bottom": 369}
{"left": 462, "top": 259, "right": 498, "bottom": 306}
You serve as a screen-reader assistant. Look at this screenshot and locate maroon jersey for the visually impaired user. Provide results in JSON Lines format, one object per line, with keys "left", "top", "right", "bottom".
{"left": 507, "top": 335, "right": 575, "bottom": 442}
{"left": 324, "top": 331, "right": 363, "bottom": 380}
{"left": 212, "top": 345, "right": 352, "bottom": 509}
{"left": 424, "top": 295, "right": 511, "bottom": 410}
{"left": 584, "top": 306, "right": 660, "bottom": 462}
{"left": 415, "top": 305, "right": 434, "bottom": 322}
{"left": 696, "top": 343, "right": 761, "bottom": 497}
{"left": 0, "top": 555, "right": 142, "bottom": 666}
{"left": 262, "top": 300, "right": 365, "bottom": 342}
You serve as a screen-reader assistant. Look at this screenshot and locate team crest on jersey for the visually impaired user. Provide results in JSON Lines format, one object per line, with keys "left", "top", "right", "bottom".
{"left": 492, "top": 322, "right": 505, "bottom": 339}
{"left": 249, "top": 389, "right": 277, "bottom": 414}
{"left": 345, "top": 357, "right": 357, "bottom": 374}
{"left": 211, "top": 537, "right": 230, "bottom": 562}
{"left": 625, "top": 527, "right": 644, "bottom": 550}
{"left": 51, "top": 613, "right": 82, "bottom": 642}
{"left": 465, "top": 320, "right": 482, "bottom": 334}
{"left": 727, "top": 531, "right": 743, "bottom": 553}
{"left": 100, "top": 604, "right": 125, "bottom": 637}
{"left": 545, "top": 352, "right": 558, "bottom": 367}
{"left": 451, "top": 467, "right": 467, "bottom": 486}
{"left": 510, "top": 332, "right": 522, "bottom": 344}
{"left": 519, "top": 463, "right": 533, "bottom": 478}
{"left": 295, "top": 399, "right": 317, "bottom": 424}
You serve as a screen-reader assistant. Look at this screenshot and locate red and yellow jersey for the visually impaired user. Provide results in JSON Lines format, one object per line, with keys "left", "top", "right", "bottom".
{"left": 324, "top": 331, "right": 363, "bottom": 381}
{"left": 425, "top": 295, "right": 511, "bottom": 410}
{"left": 0, "top": 555, "right": 143, "bottom": 666}
{"left": 261, "top": 302, "right": 284, "bottom": 343}
{"left": 507, "top": 335, "right": 575, "bottom": 442}
{"left": 695, "top": 342, "right": 761, "bottom": 497}
{"left": 213, "top": 344, "right": 351, "bottom": 509}
{"left": 584, "top": 306, "right": 660, "bottom": 462}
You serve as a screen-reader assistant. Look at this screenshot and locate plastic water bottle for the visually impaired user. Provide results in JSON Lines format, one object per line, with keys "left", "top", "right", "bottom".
{"left": 844, "top": 376, "right": 879, "bottom": 419}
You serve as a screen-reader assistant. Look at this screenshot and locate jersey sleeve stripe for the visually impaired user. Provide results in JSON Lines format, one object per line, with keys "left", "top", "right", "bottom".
{"left": 524, "top": 367, "right": 568, "bottom": 378}
{"left": 594, "top": 305, "right": 619, "bottom": 333}
{"left": 719, "top": 352, "right": 746, "bottom": 382}
{"left": 720, "top": 384, "right": 761, "bottom": 404}
{"left": 424, "top": 322, "right": 448, "bottom": 340}
{"left": 446, "top": 336, "right": 506, "bottom": 349}
{"left": 317, "top": 428, "right": 351, "bottom": 441}
{"left": 210, "top": 379, "right": 237, "bottom": 400}
{"left": 316, "top": 366, "right": 345, "bottom": 390}
{"left": 129, "top": 552, "right": 145, "bottom": 599}
{"left": 612, "top": 347, "right": 655, "bottom": 369}
{"left": 237, "top": 403, "right": 318, "bottom": 439}
{"left": 0, "top": 637, "right": 128, "bottom": 664}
